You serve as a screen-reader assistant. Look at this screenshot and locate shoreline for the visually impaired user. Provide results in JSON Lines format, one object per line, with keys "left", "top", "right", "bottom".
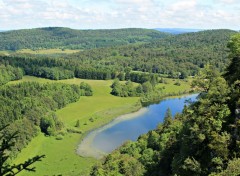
{"left": 77, "top": 107, "right": 148, "bottom": 159}
{"left": 76, "top": 93, "right": 199, "bottom": 159}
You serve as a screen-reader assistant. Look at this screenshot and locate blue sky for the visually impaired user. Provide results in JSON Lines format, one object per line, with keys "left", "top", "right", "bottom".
{"left": 0, "top": 0, "right": 239, "bottom": 30}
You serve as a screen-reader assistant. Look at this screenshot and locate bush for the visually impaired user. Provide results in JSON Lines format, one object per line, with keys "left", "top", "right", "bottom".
{"left": 174, "top": 82, "right": 181, "bottom": 86}
{"left": 55, "top": 134, "right": 64, "bottom": 140}
{"left": 67, "top": 128, "right": 82, "bottom": 134}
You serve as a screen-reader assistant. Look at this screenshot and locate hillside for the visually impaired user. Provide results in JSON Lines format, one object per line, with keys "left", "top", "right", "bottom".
{"left": 0, "top": 27, "right": 171, "bottom": 51}
{"left": 0, "top": 29, "right": 237, "bottom": 83}
{"left": 91, "top": 33, "right": 240, "bottom": 176}
{"left": 64, "top": 29, "right": 237, "bottom": 77}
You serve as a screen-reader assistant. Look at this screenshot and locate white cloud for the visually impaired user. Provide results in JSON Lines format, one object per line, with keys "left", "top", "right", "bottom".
{"left": 169, "top": 0, "right": 197, "bottom": 11}
{"left": 217, "top": 0, "right": 238, "bottom": 4}
{"left": 0, "top": 0, "right": 239, "bottom": 30}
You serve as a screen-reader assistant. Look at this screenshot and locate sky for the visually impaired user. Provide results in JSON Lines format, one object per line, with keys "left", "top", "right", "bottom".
{"left": 0, "top": 0, "right": 239, "bottom": 30}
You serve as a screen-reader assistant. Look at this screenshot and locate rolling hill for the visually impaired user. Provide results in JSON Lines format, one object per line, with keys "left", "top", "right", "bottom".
{"left": 0, "top": 27, "right": 171, "bottom": 51}
{"left": 63, "top": 29, "right": 237, "bottom": 76}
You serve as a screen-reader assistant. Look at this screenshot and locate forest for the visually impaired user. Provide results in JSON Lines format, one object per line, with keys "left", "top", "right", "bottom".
{"left": 0, "top": 27, "right": 170, "bottom": 50}
{"left": 0, "top": 29, "right": 236, "bottom": 82}
{"left": 0, "top": 77, "right": 92, "bottom": 158}
{"left": 0, "top": 27, "right": 239, "bottom": 175}
{"left": 90, "top": 33, "right": 240, "bottom": 176}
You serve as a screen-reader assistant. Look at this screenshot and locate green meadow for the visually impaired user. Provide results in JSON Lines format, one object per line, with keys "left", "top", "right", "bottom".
{"left": 12, "top": 76, "right": 192, "bottom": 175}
{"left": 17, "top": 48, "right": 81, "bottom": 54}
{"left": 0, "top": 48, "right": 81, "bottom": 56}
{"left": 156, "top": 78, "right": 192, "bottom": 93}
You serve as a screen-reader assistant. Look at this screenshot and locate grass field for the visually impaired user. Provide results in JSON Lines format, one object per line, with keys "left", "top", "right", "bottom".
{"left": 12, "top": 76, "right": 192, "bottom": 175}
{"left": 156, "top": 78, "right": 192, "bottom": 93}
{"left": 0, "top": 48, "right": 81, "bottom": 55}
{"left": 17, "top": 48, "right": 81, "bottom": 54}
{"left": 12, "top": 76, "right": 140, "bottom": 176}
{"left": 0, "top": 50, "right": 11, "bottom": 55}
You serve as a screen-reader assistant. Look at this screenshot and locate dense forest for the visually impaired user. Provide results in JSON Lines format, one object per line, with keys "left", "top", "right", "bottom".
{"left": 0, "top": 27, "right": 239, "bottom": 175}
{"left": 0, "top": 80, "right": 92, "bottom": 157}
{"left": 91, "top": 33, "right": 240, "bottom": 176}
{"left": 0, "top": 29, "right": 236, "bottom": 81}
{"left": 0, "top": 27, "right": 170, "bottom": 50}
{"left": 0, "top": 64, "right": 23, "bottom": 85}
{"left": 68, "top": 29, "right": 235, "bottom": 76}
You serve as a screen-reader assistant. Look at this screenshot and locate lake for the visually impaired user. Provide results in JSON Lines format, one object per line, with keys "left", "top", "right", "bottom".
{"left": 77, "top": 94, "right": 198, "bottom": 158}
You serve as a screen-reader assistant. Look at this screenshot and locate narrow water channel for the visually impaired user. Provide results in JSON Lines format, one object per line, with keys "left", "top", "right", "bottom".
{"left": 77, "top": 94, "right": 198, "bottom": 158}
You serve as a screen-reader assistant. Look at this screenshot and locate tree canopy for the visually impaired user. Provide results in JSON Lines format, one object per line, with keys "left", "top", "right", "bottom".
{"left": 0, "top": 27, "right": 171, "bottom": 51}
{"left": 90, "top": 32, "right": 240, "bottom": 176}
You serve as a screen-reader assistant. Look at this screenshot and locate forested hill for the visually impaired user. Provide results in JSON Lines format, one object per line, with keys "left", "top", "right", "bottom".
{"left": 64, "top": 29, "right": 237, "bottom": 76}
{"left": 0, "top": 27, "right": 171, "bottom": 51}
{"left": 91, "top": 33, "right": 240, "bottom": 176}
{"left": 0, "top": 29, "right": 237, "bottom": 82}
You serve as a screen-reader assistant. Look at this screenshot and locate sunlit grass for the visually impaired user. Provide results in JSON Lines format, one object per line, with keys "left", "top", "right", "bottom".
{"left": 17, "top": 48, "right": 81, "bottom": 54}
{"left": 12, "top": 76, "right": 192, "bottom": 175}
{"left": 13, "top": 76, "right": 139, "bottom": 176}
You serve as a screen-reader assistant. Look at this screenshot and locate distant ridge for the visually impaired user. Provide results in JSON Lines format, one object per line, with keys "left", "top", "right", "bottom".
{"left": 0, "top": 27, "right": 171, "bottom": 51}
{"left": 154, "top": 28, "right": 204, "bottom": 34}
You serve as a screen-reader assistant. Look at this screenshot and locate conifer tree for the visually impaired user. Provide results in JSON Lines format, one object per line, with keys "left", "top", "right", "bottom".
{"left": 0, "top": 125, "right": 45, "bottom": 176}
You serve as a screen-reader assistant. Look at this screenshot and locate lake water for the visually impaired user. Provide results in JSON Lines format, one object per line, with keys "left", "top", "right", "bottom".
{"left": 77, "top": 94, "right": 198, "bottom": 158}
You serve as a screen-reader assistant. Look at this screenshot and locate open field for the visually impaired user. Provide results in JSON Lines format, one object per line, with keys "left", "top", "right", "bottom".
{"left": 12, "top": 76, "right": 192, "bottom": 175}
{"left": 17, "top": 48, "right": 81, "bottom": 54}
{"left": 0, "top": 48, "right": 81, "bottom": 55}
{"left": 12, "top": 76, "right": 140, "bottom": 176}
{"left": 156, "top": 78, "right": 192, "bottom": 93}
{"left": 0, "top": 50, "right": 11, "bottom": 55}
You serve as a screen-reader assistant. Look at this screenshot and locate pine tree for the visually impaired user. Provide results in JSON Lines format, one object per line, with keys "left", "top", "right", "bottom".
{"left": 0, "top": 125, "right": 45, "bottom": 175}
{"left": 164, "top": 108, "right": 172, "bottom": 126}
{"left": 75, "top": 120, "right": 80, "bottom": 128}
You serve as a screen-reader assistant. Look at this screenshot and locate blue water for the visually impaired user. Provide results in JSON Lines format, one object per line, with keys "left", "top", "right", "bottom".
{"left": 91, "top": 94, "right": 198, "bottom": 153}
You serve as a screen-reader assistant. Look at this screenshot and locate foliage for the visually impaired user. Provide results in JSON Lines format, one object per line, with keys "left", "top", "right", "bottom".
{"left": 0, "top": 81, "right": 92, "bottom": 157}
{"left": 0, "top": 64, "right": 23, "bottom": 86}
{"left": 224, "top": 33, "right": 240, "bottom": 84}
{"left": 216, "top": 158, "right": 240, "bottom": 176}
{"left": 227, "top": 33, "right": 240, "bottom": 57}
{"left": 111, "top": 79, "right": 140, "bottom": 97}
{"left": 0, "top": 27, "right": 170, "bottom": 51}
{"left": 0, "top": 125, "right": 45, "bottom": 175}
{"left": 91, "top": 34, "right": 240, "bottom": 176}
{"left": 0, "top": 29, "right": 236, "bottom": 81}
{"left": 164, "top": 108, "right": 172, "bottom": 126}
{"left": 12, "top": 77, "right": 140, "bottom": 176}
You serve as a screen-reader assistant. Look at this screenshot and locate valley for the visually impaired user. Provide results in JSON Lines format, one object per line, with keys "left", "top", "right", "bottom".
{"left": 10, "top": 76, "right": 192, "bottom": 175}
{"left": 0, "top": 25, "right": 239, "bottom": 176}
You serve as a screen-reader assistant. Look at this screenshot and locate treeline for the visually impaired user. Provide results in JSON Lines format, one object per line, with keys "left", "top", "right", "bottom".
{"left": 0, "top": 81, "right": 92, "bottom": 156}
{"left": 0, "top": 27, "right": 170, "bottom": 50}
{"left": 0, "top": 64, "right": 23, "bottom": 85}
{"left": 32, "top": 67, "right": 74, "bottom": 80}
{"left": 91, "top": 34, "right": 240, "bottom": 176}
{"left": 0, "top": 56, "right": 160, "bottom": 82}
{"left": 111, "top": 73, "right": 158, "bottom": 97}
{"left": 0, "top": 29, "right": 236, "bottom": 81}
{"left": 111, "top": 76, "right": 191, "bottom": 104}
{"left": 0, "top": 56, "right": 119, "bottom": 80}
{"left": 68, "top": 29, "right": 236, "bottom": 77}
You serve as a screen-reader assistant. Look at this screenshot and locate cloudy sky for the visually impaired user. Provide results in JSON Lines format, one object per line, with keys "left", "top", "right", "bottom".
{"left": 0, "top": 0, "right": 239, "bottom": 30}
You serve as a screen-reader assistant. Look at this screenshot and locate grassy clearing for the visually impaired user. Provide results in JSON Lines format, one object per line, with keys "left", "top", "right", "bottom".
{"left": 17, "top": 48, "right": 81, "bottom": 54}
{"left": 0, "top": 50, "right": 11, "bottom": 56}
{"left": 12, "top": 76, "right": 140, "bottom": 176}
{"left": 0, "top": 48, "right": 81, "bottom": 55}
{"left": 156, "top": 78, "right": 192, "bottom": 93}
{"left": 12, "top": 76, "right": 192, "bottom": 175}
